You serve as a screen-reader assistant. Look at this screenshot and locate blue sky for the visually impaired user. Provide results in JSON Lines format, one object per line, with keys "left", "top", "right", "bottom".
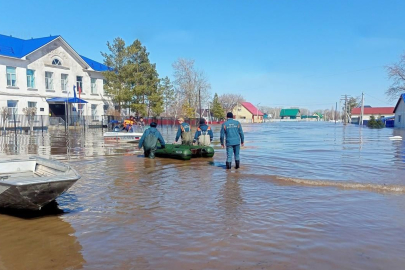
{"left": 2, "top": 0, "right": 405, "bottom": 110}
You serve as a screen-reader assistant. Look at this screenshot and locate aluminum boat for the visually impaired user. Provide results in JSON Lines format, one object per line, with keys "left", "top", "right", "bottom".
{"left": 0, "top": 157, "right": 80, "bottom": 210}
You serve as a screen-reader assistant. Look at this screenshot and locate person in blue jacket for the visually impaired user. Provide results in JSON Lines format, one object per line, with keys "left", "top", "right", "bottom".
{"left": 138, "top": 122, "right": 165, "bottom": 158}
{"left": 174, "top": 117, "right": 192, "bottom": 145}
{"left": 193, "top": 118, "right": 213, "bottom": 145}
{"left": 220, "top": 112, "right": 244, "bottom": 169}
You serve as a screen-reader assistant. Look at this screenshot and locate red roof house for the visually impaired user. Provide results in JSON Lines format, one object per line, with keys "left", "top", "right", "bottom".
{"left": 351, "top": 107, "right": 394, "bottom": 124}
{"left": 232, "top": 102, "right": 264, "bottom": 123}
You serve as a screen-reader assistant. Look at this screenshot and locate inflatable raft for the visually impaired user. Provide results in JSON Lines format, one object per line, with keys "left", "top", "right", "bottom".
{"left": 155, "top": 144, "right": 215, "bottom": 160}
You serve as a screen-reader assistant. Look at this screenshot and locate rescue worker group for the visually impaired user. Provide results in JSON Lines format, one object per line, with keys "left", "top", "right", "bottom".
{"left": 138, "top": 112, "right": 245, "bottom": 169}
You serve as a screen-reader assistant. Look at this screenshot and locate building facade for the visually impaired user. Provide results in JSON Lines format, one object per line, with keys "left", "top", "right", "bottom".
{"left": 0, "top": 34, "right": 112, "bottom": 124}
{"left": 350, "top": 107, "right": 394, "bottom": 125}
{"left": 233, "top": 102, "right": 263, "bottom": 123}
{"left": 393, "top": 94, "right": 405, "bottom": 128}
{"left": 280, "top": 108, "right": 300, "bottom": 119}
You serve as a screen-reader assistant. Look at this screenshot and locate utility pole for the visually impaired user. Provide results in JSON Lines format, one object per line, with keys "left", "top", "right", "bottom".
{"left": 199, "top": 87, "right": 201, "bottom": 119}
{"left": 345, "top": 95, "right": 347, "bottom": 125}
{"left": 335, "top": 102, "right": 337, "bottom": 124}
{"left": 340, "top": 95, "right": 351, "bottom": 125}
{"left": 360, "top": 92, "right": 364, "bottom": 126}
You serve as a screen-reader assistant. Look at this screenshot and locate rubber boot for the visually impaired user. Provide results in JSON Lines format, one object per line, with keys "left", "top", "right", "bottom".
{"left": 235, "top": 160, "right": 240, "bottom": 169}
{"left": 226, "top": 162, "right": 231, "bottom": 169}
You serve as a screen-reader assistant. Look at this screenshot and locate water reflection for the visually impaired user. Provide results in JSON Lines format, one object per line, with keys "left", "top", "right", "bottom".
{"left": 219, "top": 172, "right": 244, "bottom": 221}
{"left": 0, "top": 202, "right": 84, "bottom": 270}
{"left": 0, "top": 123, "right": 405, "bottom": 269}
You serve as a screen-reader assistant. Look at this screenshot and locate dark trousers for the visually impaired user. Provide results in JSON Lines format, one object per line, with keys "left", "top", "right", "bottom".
{"left": 144, "top": 149, "right": 156, "bottom": 159}
{"left": 226, "top": 144, "right": 240, "bottom": 162}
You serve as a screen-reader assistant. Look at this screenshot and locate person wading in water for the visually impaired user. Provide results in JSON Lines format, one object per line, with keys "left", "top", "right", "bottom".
{"left": 174, "top": 117, "right": 192, "bottom": 145}
{"left": 193, "top": 118, "right": 213, "bottom": 146}
{"left": 220, "top": 112, "right": 244, "bottom": 169}
{"left": 138, "top": 122, "right": 165, "bottom": 159}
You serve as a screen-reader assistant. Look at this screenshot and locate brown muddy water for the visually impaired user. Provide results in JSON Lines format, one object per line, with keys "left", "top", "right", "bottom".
{"left": 1, "top": 122, "right": 405, "bottom": 270}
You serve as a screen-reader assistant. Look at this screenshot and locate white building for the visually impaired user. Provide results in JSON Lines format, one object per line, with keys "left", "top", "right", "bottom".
{"left": 350, "top": 107, "right": 394, "bottom": 124}
{"left": 393, "top": 94, "right": 405, "bottom": 128}
{"left": 0, "top": 34, "right": 113, "bottom": 124}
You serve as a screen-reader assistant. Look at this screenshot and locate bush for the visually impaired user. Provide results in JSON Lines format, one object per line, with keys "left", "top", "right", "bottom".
{"left": 367, "top": 115, "right": 385, "bottom": 129}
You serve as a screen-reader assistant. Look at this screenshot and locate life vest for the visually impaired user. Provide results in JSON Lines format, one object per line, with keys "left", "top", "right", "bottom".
{"left": 180, "top": 123, "right": 192, "bottom": 144}
{"left": 124, "top": 119, "right": 135, "bottom": 126}
{"left": 197, "top": 126, "right": 211, "bottom": 146}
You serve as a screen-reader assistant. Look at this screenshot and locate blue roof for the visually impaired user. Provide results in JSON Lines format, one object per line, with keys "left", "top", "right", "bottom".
{"left": 0, "top": 34, "right": 111, "bottom": 72}
{"left": 47, "top": 97, "right": 88, "bottom": 104}
{"left": 0, "top": 34, "right": 59, "bottom": 58}
{"left": 80, "top": 55, "right": 112, "bottom": 72}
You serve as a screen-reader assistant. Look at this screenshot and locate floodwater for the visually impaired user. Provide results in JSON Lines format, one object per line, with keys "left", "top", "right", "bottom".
{"left": 1, "top": 122, "right": 405, "bottom": 270}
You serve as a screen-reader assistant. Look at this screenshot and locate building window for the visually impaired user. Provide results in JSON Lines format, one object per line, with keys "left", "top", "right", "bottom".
{"left": 45, "top": 72, "right": 53, "bottom": 90}
{"left": 91, "top": 104, "right": 97, "bottom": 120}
{"left": 6, "top": 66, "right": 17, "bottom": 87}
{"left": 103, "top": 79, "right": 107, "bottom": 94}
{"left": 399, "top": 115, "right": 401, "bottom": 123}
{"left": 28, "top": 101, "right": 37, "bottom": 108}
{"left": 7, "top": 100, "right": 18, "bottom": 115}
{"left": 78, "top": 104, "right": 84, "bottom": 116}
{"left": 27, "top": 69, "right": 35, "bottom": 88}
{"left": 103, "top": 104, "right": 109, "bottom": 113}
{"left": 61, "top": 74, "right": 68, "bottom": 91}
{"left": 52, "top": 59, "right": 62, "bottom": 65}
{"left": 76, "top": 76, "right": 83, "bottom": 94}
{"left": 91, "top": 78, "right": 97, "bottom": 94}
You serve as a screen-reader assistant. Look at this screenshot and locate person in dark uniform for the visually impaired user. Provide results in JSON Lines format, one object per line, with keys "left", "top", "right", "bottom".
{"left": 193, "top": 118, "right": 213, "bottom": 146}
{"left": 138, "top": 122, "right": 165, "bottom": 159}
{"left": 220, "top": 112, "right": 244, "bottom": 169}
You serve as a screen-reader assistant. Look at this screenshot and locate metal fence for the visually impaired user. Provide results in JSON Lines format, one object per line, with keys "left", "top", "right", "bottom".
{"left": 0, "top": 114, "right": 49, "bottom": 134}
{"left": 0, "top": 114, "right": 222, "bottom": 135}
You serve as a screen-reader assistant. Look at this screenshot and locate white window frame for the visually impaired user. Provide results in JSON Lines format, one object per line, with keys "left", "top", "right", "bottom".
{"left": 77, "top": 104, "right": 84, "bottom": 117}
{"left": 91, "top": 78, "right": 97, "bottom": 94}
{"left": 91, "top": 104, "right": 98, "bottom": 120}
{"left": 28, "top": 101, "right": 37, "bottom": 108}
{"left": 27, "top": 69, "right": 35, "bottom": 88}
{"left": 6, "top": 66, "right": 17, "bottom": 87}
{"left": 61, "top": 74, "right": 68, "bottom": 91}
{"left": 45, "top": 71, "right": 54, "bottom": 90}
{"left": 103, "top": 79, "right": 107, "bottom": 95}
{"left": 76, "top": 76, "right": 83, "bottom": 94}
{"left": 52, "top": 58, "right": 62, "bottom": 66}
{"left": 7, "top": 100, "right": 18, "bottom": 116}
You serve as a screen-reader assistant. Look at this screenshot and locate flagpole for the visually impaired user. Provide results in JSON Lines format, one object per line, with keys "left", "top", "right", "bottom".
{"left": 67, "top": 87, "right": 70, "bottom": 128}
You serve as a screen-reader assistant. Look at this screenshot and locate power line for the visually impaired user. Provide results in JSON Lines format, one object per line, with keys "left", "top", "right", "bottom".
{"left": 364, "top": 93, "right": 389, "bottom": 104}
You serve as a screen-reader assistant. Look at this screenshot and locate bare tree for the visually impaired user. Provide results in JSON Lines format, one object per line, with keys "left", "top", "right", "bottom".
{"left": 172, "top": 58, "right": 211, "bottom": 117}
{"left": 218, "top": 94, "right": 245, "bottom": 114}
{"left": 386, "top": 53, "right": 405, "bottom": 101}
{"left": 23, "top": 107, "right": 37, "bottom": 134}
{"left": 1, "top": 107, "right": 10, "bottom": 132}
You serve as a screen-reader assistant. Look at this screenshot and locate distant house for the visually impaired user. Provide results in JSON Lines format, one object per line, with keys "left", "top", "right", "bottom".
{"left": 233, "top": 102, "right": 264, "bottom": 123}
{"left": 393, "top": 94, "right": 405, "bottom": 128}
{"left": 351, "top": 107, "right": 394, "bottom": 125}
{"left": 301, "top": 113, "right": 323, "bottom": 121}
{"left": 280, "top": 109, "right": 300, "bottom": 119}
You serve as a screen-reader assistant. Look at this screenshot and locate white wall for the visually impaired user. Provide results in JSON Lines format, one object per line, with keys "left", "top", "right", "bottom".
{"left": 394, "top": 99, "right": 405, "bottom": 128}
